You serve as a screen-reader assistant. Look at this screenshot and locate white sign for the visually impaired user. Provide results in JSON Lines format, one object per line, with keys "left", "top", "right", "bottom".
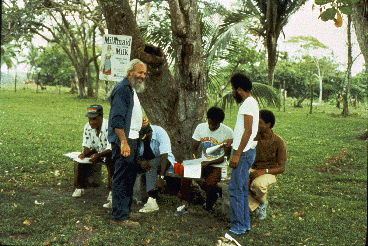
{"left": 99, "top": 34, "right": 132, "bottom": 81}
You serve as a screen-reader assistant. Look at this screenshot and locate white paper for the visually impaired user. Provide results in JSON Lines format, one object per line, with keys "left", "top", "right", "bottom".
{"left": 63, "top": 152, "right": 92, "bottom": 164}
{"left": 182, "top": 159, "right": 202, "bottom": 179}
{"left": 206, "top": 143, "right": 224, "bottom": 154}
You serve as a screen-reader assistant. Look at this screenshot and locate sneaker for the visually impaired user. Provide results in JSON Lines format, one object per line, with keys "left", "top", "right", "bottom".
{"left": 224, "top": 231, "right": 243, "bottom": 246}
{"left": 103, "top": 201, "right": 112, "bottom": 209}
{"left": 72, "top": 188, "right": 85, "bottom": 198}
{"left": 174, "top": 205, "right": 188, "bottom": 216}
{"left": 139, "top": 197, "right": 159, "bottom": 213}
{"left": 110, "top": 219, "right": 140, "bottom": 228}
{"left": 257, "top": 200, "right": 268, "bottom": 220}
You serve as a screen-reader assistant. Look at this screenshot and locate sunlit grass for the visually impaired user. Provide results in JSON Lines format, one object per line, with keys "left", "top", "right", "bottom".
{"left": 0, "top": 87, "right": 367, "bottom": 245}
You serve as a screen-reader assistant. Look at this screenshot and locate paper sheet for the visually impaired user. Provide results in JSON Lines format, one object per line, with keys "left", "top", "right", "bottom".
{"left": 63, "top": 152, "right": 92, "bottom": 164}
{"left": 182, "top": 159, "right": 203, "bottom": 179}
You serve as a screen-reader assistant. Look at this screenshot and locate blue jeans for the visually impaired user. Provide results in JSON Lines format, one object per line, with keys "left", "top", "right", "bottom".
{"left": 229, "top": 149, "right": 256, "bottom": 234}
{"left": 111, "top": 139, "right": 139, "bottom": 221}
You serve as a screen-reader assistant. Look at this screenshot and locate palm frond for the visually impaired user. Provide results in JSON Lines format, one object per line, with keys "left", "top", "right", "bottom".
{"left": 205, "top": 20, "right": 253, "bottom": 68}
{"left": 213, "top": 82, "right": 281, "bottom": 109}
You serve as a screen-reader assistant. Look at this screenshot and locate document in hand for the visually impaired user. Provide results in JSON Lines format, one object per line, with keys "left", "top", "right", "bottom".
{"left": 63, "top": 152, "right": 92, "bottom": 164}
{"left": 182, "top": 158, "right": 203, "bottom": 179}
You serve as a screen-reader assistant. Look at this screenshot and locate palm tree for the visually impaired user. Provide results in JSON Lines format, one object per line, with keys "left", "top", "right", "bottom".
{"left": 219, "top": 0, "right": 306, "bottom": 86}
{"left": 1, "top": 44, "right": 17, "bottom": 72}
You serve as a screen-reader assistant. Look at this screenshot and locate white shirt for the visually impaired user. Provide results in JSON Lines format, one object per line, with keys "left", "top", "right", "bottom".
{"left": 192, "top": 122, "right": 233, "bottom": 161}
{"left": 82, "top": 118, "right": 112, "bottom": 153}
{"left": 232, "top": 96, "right": 259, "bottom": 152}
{"left": 138, "top": 125, "right": 176, "bottom": 166}
{"left": 129, "top": 90, "right": 143, "bottom": 139}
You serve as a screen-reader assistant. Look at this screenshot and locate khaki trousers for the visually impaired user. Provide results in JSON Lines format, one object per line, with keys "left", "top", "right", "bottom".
{"left": 248, "top": 168, "right": 277, "bottom": 212}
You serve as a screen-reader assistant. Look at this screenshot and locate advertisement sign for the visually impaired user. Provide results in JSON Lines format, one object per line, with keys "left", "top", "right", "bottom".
{"left": 100, "top": 34, "right": 132, "bottom": 81}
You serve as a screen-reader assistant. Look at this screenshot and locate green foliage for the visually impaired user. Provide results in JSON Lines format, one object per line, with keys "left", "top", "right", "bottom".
{"left": 286, "top": 36, "right": 329, "bottom": 50}
{"left": 320, "top": 6, "right": 337, "bottom": 21}
{"left": 35, "top": 44, "right": 75, "bottom": 87}
{"left": 314, "top": 0, "right": 359, "bottom": 22}
{"left": 339, "top": 5, "right": 354, "bottom": 15}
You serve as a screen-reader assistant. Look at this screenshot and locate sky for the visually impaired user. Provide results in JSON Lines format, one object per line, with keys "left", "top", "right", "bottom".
{"left": 2, "top": 0, "right": 364, "bottom": 76}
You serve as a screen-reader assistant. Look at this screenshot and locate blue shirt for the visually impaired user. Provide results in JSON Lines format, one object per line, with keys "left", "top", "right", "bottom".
{"left": 108, "top": 78, "right": 134, "bottom": 145}
{"left": 138, "top": 125, "right": 176, "bottom": 166}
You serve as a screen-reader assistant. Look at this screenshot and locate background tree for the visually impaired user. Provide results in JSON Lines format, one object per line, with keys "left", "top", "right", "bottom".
{"left": 5, "top": 0, "right": 105, "bottom": 98}
{"left": 34, "top": 44, "right": 76, "bottom": 88}
{"left": 286, "top": 36, "right": 333, "bottom": 104}
{"left": 243, "top": 0, "right": 307, "bottom": 86}
{"left": 315, "top": 0, "right": 367, "bottom": 71}
{"left": 351, "top": 0, "right": 368, "bottom": 71}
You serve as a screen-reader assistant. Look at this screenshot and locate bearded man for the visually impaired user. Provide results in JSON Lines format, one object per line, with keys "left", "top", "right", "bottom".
{"left": 108, "top": 59, "right": 146, "bottom": 228}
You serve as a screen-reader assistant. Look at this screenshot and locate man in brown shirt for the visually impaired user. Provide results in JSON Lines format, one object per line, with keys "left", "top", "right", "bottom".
{"left": 248, "top": 109, "right": 287, "bottom": 220}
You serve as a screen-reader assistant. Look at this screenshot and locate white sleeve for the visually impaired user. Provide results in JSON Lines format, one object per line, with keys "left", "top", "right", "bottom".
{"left": 82, "top": 123, "right": 91, "bottom": 148}
{"left": 157, "top": 127, "right": 172, "bottom": 155}
{"left": 192, "top": 124, "right": 203, "bottom": 141}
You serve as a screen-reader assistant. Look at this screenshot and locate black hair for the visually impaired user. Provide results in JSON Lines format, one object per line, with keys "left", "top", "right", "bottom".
{"left": 230, "top": 72, "right": 252, "bottom": 92}
{"left": 207, "top": 106, "right": 225, "bottom": 123}
{"left": 260, "top": 109, "right": 275, "bottom": 128}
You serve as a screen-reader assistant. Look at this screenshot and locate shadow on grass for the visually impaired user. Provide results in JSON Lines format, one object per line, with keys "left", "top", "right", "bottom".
{"left": 1, "top": 183, "right": 233, "bottom": 245}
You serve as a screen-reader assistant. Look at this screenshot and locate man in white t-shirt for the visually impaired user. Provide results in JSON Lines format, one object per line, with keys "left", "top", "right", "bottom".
{"left": 223, "top": 73, "right": 259, "bottom": 245}
{"left": 174, "top": 107, "right": 233, "bottom": 216}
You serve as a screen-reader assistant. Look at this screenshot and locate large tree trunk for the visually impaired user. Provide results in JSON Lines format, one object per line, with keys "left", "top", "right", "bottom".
{"left": 352, "top": 0, "right": 368, "bottom": 72}
{"left": 77, "top": 75, "right": 87, "bottom": 98}
{"left": 99, "top": 0, "right": 206, "bottom": 162}
{"left": 342, "top": 15, "right": 352, "bottom": 117}
{"left": 265, "top": 0, "right": 278, "bottom": 86}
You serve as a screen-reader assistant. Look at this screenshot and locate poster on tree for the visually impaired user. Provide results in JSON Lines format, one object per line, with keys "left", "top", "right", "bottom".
{"left": 99, "top": 34, "right": 132, "bottom": 81}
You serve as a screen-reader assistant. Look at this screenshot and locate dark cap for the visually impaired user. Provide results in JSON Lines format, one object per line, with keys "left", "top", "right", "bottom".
{"left": 85, "top": 105, "right": 103, "bottom": 118}
{"left": 139, "top": 124, "right": 152, "bottom": 140}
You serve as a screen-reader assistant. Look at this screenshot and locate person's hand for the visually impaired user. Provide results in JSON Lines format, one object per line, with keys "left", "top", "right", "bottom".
{"left": 141, "top": 160, "right": 152, "bottom": 172}
{"left": 154, "top": 178, "right": 165, "bottom": 190}
{"left": 78, "top": 153, "right": 85, "bottom": 159}
{"left": 201, "top": 161, "right": 211, "bottom": 168}
{"left": 222, "top": 139, "right": 233, "bottom": 148}
{"left": 120, "top": 141, "right": 131, "bottom": 157}
{"left": 229, "top": 154, "right": 240, "bottom": 169}
{"left": 90, "top": 153, "right": 100, "bottom": 164}
{"left": 142, "top": 116, "right": 149, "bottom": 128}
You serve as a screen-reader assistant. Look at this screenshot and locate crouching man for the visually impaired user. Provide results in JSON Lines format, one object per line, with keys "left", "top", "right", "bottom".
{"left": 73, "top": 105, "right": 114, "bottom": 209}
{"left": 137, "top": 122, "right": 176, "bottom": 213}
{"left": 249, "top": 109, "right": 287, "bottom": 219}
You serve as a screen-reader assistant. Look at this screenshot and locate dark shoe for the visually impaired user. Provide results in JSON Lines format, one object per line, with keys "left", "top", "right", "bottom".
{"left": 110, "top": 219, "right": 140, "bottom": 228}
{"left": 224, "top": 231, "right": 243, "bottom": 246}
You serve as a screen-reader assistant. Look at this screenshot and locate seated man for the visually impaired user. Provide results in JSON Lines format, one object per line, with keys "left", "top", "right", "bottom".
{"left": 73, "top": 105, "right": 114, "bottom": 209}
{"left": 137, "top": 122, "right": 176, "bottom": 213}
{"left": 248, "top": 109, "right": 287, "bottom": 219}
{"left": 175, "top": 107, "right": 233, "bottom": 216}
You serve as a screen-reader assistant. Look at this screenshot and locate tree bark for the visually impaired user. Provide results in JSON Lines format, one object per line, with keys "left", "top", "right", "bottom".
{"left": 265, "top": 0, "right": 278, "bottom": 86}
{"left": 342, "top": 15, "right": 352, "bottom": 117}
{"left": 99, "top": 0, "right": 206, "bottom": 162}
{"left": 352, "top": 0, "right": 368, "bottom": 72}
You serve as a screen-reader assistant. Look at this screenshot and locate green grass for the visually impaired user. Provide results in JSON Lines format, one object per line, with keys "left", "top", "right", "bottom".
{"left": 0, "top": 85, "right": 367, "bottom": 245}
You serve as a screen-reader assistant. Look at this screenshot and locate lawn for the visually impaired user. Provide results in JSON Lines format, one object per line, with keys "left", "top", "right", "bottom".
{"left": 0, "top": 85, "right": 367, "bottom": 246}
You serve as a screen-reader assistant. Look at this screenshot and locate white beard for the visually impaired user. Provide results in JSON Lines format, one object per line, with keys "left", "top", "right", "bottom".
{"left": 131, "top": 76, "right": 145, "bottom": 93}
